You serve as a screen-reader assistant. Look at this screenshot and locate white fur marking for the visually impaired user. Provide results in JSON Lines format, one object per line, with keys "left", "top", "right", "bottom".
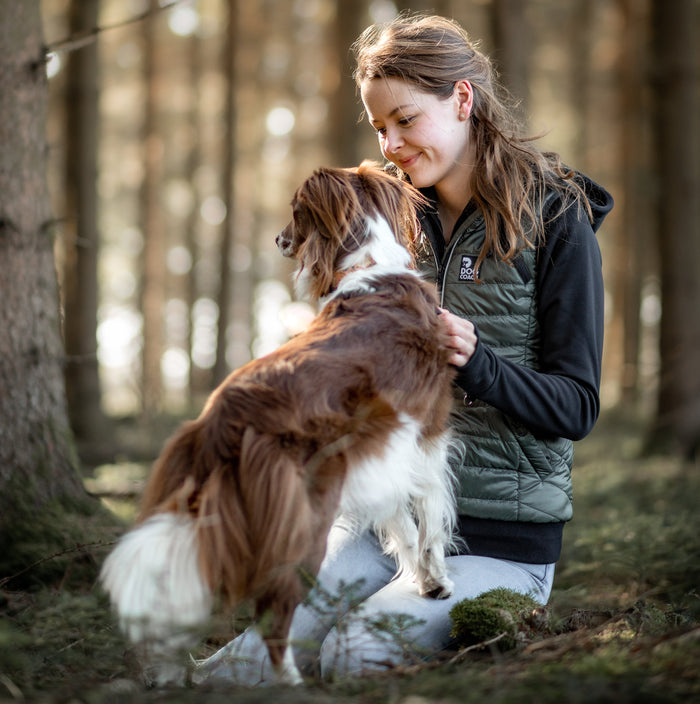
{"left": 338, "top": 414, "right": 456, "bottom": 597}
{"left": 343, "top": 215, "right": 413, "bottom": 270}
{"left": 100, "top": 514, "right": 213, "bottom": 652}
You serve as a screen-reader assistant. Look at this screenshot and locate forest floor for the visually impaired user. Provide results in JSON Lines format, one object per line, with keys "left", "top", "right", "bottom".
{"left": 1, "top": 410, "right": 699, "bottom": 703}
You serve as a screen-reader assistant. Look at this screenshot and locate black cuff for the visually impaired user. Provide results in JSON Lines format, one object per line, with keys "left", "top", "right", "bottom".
{"left": 454, "top": 330, "right": 494, "bottom": 398}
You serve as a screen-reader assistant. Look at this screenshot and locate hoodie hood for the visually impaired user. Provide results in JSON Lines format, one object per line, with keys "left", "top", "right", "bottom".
{"left": 577, "top": 172, "right": 614, "bottom": 234}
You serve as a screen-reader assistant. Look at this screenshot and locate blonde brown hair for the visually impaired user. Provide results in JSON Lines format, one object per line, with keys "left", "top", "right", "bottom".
{"left": 352, "top": 13, "right": 590, "bottom": 270}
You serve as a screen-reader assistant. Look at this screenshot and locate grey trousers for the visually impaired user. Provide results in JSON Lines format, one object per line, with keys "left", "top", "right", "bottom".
{"left": 194, "top": 518, "right": 555, "bottom": 685}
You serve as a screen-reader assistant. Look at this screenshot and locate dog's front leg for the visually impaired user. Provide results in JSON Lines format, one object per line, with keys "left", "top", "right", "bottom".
{"left": 415, "top": 540, "right": 454, "bottom": 599}
{"left": 413, "top": 437, "right": 456, "bottom": 599}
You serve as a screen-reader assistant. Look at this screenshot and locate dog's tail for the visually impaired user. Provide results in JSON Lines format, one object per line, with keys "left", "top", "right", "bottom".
{"left": 100, "top": 512, "right": 213, "bottom": 684}
{"left": 101, "top": 416, "right": 342, "bottom": 679}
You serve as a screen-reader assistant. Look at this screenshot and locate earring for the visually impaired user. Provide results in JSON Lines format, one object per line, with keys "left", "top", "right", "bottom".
{"left": 459, "top": 111, "right": 467, "bottom": 120}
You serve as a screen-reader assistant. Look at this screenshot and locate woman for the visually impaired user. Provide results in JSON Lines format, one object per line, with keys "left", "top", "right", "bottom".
{"left": 196, "top": 13, "right": 613, "bottom": 683}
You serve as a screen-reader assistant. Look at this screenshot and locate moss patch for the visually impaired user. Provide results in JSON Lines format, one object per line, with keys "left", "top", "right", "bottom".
{"left": 449, "top": 588, "right": 547, "bottom": 650}
{"left": 0, "top": 497, "right": 123, "bottom": 591}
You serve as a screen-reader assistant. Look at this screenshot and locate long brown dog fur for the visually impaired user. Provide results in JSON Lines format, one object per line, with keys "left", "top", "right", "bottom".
{"left": 102, "top": 161, "right": 457, "bottom": 682}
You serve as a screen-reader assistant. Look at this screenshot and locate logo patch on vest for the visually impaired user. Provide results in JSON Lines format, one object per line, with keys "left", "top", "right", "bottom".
{"left": 458, "top": 255, "right": 480, "bottom": 282}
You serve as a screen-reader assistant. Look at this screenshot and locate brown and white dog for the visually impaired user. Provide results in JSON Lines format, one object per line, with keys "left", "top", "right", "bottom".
{"left": 100, "top": 160, "right": 457, "bottom": 686}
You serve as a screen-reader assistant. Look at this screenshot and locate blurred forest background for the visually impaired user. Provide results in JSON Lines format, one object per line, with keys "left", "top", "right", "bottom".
{"left": 1, "top": 1, "right": 699, "bottom": 701}
{"left": 0, "top": 0, "right": 697, "bottom": 561}
{"left": 34, "top": 0, "right": 698, "bottom": 452}
{"left": 1, "top": 0, "right": 699, "bottom": 576}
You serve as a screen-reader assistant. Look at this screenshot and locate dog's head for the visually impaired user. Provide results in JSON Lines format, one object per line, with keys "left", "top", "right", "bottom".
{"left": 276, "top": 160, "right": 427, "bottom": 301}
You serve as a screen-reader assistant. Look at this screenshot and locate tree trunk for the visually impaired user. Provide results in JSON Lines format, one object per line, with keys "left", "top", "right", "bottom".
{"left": 613, "top": 0, "right": 648, "bottom": 408}
{"left": 139, "top": 0, "right": 166, "bottom": 415}
{"left": 326, "top": 0, "right": 368, "bottom": 168}
{"left": 490, "top": 0, "right": 531, "bottom": 120}
{"left": 214, "top": 0, "right": 238, "bottom": 386}
{"left": 649, "top": 0, "right": 700, "bottom": 456}
{"left": 184, "top": 22, "right": 204, "bottom": 402}
{"left": 0, "top": 0, "right": 100, "bottom": 583}
{"left": 570, "top": 0, "right": 595, "bottom": 172}
{"left": 62, "top": 0, "right": 107, "bottom": 440}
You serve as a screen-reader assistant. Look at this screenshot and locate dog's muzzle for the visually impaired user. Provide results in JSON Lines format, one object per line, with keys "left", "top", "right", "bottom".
{"left": 276, "top": 226, "right": 295, "bottom": 257}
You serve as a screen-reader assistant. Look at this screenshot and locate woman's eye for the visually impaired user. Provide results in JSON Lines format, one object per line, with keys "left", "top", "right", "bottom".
{"left": 398, "top": 116, "right": 414, "bottom": 127}
{"left": 375, "top": 127, "right": 387, "bottom": 137}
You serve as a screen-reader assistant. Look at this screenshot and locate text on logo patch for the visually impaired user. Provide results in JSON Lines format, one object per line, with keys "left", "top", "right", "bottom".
{"left": 459, "top": 255, "right": 479, "bottom": 282}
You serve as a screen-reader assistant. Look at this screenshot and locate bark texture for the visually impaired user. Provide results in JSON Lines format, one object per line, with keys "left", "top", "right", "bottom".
{"left": 0, "top": 1, "right": 97, "bottom": 580}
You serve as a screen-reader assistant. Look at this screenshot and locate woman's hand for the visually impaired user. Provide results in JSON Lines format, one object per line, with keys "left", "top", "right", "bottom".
{"left": 438, "top": 308, "right": 477, "bottom": 367}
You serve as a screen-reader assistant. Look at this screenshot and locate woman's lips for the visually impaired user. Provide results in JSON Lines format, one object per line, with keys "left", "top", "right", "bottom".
{"left": 397, "top": 153, "right": 420, "bottom": 169}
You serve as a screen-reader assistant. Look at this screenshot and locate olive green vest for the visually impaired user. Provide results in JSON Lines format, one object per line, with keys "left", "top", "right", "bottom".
{"left": 417, "top": 208, "right": 574, "bottom": 523}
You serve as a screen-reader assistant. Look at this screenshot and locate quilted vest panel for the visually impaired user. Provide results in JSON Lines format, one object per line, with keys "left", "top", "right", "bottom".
{"left": 417, "top": 208, "right": 574, "bottom": 523}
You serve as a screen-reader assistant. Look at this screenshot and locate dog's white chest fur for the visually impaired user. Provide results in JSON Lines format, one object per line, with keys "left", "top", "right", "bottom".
{"left": 339, "top": 413, "right": 454, "bottom": 597}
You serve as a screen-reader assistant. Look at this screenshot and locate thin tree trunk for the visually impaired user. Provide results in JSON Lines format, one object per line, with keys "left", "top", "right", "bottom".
{"left": 326, "top": 0, "right": 368, "bottom": 168}
{"left": 139, "top": 0, "right": 166, "bottom": 414}
{"left": 613, "top": 0, "right": 647, "bottom": 408}
{"left": 570, "top": 0, "right": 595, "bottom": 171}
{"left": 213, "top": 0, "right": 238, "bottom": 385}
{"left": 184, "top": 24, "right": 203, "bottom": 402}
{"left": 649, "top": 0, "right": 700, "bottom": 456}
{"left": 490, "top": 0, "right": 531, "bottom": 120}
{"left": 62, "top": 0, "right": 107, "bottom": 440}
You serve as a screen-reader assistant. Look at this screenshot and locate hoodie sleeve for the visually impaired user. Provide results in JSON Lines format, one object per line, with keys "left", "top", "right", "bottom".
{"left": 455, "top": 177, "right": 613, "bottom": 441}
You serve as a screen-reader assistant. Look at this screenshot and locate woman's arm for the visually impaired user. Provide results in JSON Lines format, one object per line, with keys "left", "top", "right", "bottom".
{"left": 444, "top": 204, "right": 605, "bottom": 441}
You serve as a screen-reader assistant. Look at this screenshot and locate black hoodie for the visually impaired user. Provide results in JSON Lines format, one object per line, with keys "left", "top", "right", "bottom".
{"left": 419, "top": 174, "right": 614, "bottom": 563}
{"left": 421, "top": 174, "right": 614, "bottom": 442}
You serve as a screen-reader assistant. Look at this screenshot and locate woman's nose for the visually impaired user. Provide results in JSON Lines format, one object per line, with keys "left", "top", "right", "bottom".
{"left": 383, "top": 127, "right": 404, "bottom": 153}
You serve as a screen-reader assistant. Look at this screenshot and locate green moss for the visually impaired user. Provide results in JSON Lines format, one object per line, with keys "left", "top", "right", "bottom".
{"left": 0, "top": 496, "right": 123, "bottom": 591}
{"left": 1, "top": 589, "right": 131, "bottom": 695}
{"left": 449, "top": 588, "right": 545, "bottom": 650}
{"left": 0, "top": 621, "right": 31, "bottom": 678}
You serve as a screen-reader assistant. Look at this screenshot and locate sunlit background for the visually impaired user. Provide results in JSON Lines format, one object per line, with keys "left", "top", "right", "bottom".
{"left": 40, "top": 0, "right": 657, "bottom": 423}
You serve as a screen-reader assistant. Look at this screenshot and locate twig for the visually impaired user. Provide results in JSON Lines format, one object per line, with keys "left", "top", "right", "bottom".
{"left": 0, "top": 674, "right": 23, "bottom": 701}
{"left": 445, "top": 632, "right": 508, "bottom": 664}
{"left": 352, "top": 632, "right": 510, "bottom": 680}
{"left": 0, "top": 540, "right": 115, "bottom": 589}
{"left": 45, "top": 0, "right": 187, "bottom": 56}
{"left": 57, "top": 638, "right": 85, "bottom": 653}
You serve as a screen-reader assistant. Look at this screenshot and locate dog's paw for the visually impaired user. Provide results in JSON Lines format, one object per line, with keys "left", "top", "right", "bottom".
{"left": 419, "top": 575, "right": 454, "bottom": 600}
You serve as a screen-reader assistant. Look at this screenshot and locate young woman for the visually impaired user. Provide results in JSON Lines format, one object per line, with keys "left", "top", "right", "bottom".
{"left": 196, "top": 13, "right": 613, "bottom": 684}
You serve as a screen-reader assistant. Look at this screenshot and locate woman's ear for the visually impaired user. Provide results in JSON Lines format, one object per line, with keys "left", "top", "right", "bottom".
{"left": 454, "top": 80, "right": 474, "bottom": 119}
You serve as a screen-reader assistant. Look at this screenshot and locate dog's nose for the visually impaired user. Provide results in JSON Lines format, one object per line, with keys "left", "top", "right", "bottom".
{"left": 276, "top": 231, "right": 294, "bottom": 256}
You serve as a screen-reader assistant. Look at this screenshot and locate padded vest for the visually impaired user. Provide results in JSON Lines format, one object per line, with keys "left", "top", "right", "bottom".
{"left": 416, "top": 206, "right": 574, "bottom": 523}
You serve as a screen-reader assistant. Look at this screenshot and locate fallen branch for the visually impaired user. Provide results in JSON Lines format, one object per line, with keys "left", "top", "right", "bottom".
{"left": 446, "top": 632, "right": 508, "bottom": 664}
{"left": 0, "top": 540, "right": 115, "bottom": 589}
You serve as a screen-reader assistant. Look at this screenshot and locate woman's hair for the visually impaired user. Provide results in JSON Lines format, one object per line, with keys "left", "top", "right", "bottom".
{"left": 352, "top": 13, "right": 591, "bottom": 269}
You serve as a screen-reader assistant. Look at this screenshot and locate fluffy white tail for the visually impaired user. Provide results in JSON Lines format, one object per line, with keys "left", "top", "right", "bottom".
{"left": 100, "top": 514, "right": 213, "bottom": 682}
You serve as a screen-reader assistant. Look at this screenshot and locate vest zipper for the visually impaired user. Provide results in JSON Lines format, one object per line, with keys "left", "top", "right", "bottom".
{"left": 437, "top": 210, "right": 483, "bottom": 307}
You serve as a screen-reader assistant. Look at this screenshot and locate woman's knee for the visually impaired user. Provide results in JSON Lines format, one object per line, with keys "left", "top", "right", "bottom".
{"left": 318, "top": 579, "right": 443, "bottom": 677}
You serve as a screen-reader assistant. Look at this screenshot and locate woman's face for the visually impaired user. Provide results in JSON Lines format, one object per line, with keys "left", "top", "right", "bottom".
{"left": 360, "top": 76, "right": 473, "bottom": 193}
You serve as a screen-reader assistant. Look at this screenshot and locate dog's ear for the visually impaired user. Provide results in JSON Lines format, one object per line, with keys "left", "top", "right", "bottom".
{"left": 302, "top": 167, "right": 362, "bottom": 243}
{"left": 295, "top": 226, "right": 337, "bottom": 299}
{"left": 293, "top": 168, "right": 364, "bottom": 299}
